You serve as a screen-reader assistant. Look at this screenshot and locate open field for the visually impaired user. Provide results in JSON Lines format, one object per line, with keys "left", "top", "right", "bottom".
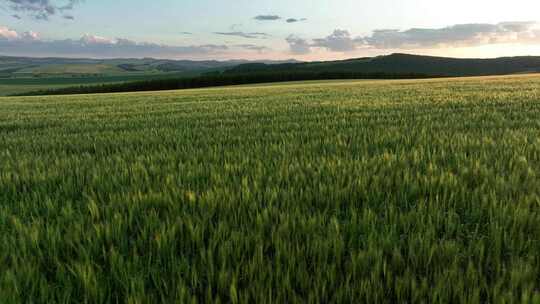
{"left": 0, "top": 83, "right": 81, "bottom": 96}
{"left": 0, "top": 72, "right": 200, "bottom": 96}
{"left": 2, "top": 75, "right": 540, "bottom": 302}
{"left": 12, "top": 63, "right": 125, "bottom": 75}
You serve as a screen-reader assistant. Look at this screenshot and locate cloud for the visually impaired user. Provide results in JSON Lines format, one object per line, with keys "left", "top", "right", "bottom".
{"left": 365, "top": 21, "right": 540, "bottom": 48}
{"left": 179, "top": 32, "right": 192, "bottom": 35}
{"left": 286, "top": 18, "right": 307, "bottom": 23}
{"left": 11, "top": 14, "right": 21, "bottom": 19}
{"left": 214, "top": 31, "right": 270, "bottom": 39}
{"left": 229, "top": 24, "right": 242, "bottom": 31}
{"left": 285, "top": 30, "right": 361, "bottom": 55}
{"left": 0, "top": 27, "right": 229, "bottom": 58}
{"left": 21, "top": 30, "right": 38, "bottom": 40}
{"left": 63, "top": 14, "right": 74, "bottom": 20}
{"left": 1, "top": 27, "right": 270, "bottom": 58}
{"left": 288, "top": 21, "right": 540, "bottom": 55}
{"left": 285, "top": 35, "right": 311, "bottom": 55}
{"left": 80, "top": 34, "right": 115, "bottom": 45}
{"left": 254, "top": 15, "right": 281, "bottom": 21}
{"left": 312, "top": 29, "right": 361, "bottom": 52}
{"left": 2, "top": 0, "right": 82, "bottom": 20}
{"left": 0, "top": 26, "right": 40, "bottom": 42}
{"left": 234, "top": 44, "right": 270, "bottom": 53}
{"left": 0, "top": 26, "right": 20, "bottom": 39}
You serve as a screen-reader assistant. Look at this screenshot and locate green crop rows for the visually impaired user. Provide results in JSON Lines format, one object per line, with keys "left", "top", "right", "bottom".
{"left": 1, "top": 76, "right": 540, "bottom": 303}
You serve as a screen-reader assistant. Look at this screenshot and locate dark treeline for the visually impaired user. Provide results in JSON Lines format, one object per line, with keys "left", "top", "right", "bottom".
{"left": 13, "top": 71, "right": 440, "bottom": 96}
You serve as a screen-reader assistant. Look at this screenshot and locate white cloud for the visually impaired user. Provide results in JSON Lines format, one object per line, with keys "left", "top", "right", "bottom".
{"left": 0, "top": 27, "right": 230, "bottom": 58}
{"left": 312, "top": 30, "right": 362, "bottom": 52}
{"left": 288, "top": 21, "right": 540, "bottom": 55}
{"left": 0, "top": 26, "right": 19, "bottom": 39}
{"left": 285, "top": 35, "right": 311, "bottom": 55}
{"left": 366, "top": 22, "right": 540, "bottom": 49}
{"left": 80, "top": 34, "right": 115, "bottom": 45}
{"left": 21, "top": 30, "right": 39, "bottom": 40}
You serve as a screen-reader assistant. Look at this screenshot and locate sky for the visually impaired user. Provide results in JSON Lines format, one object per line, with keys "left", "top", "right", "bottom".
{"left": 2, "top": 0, "right": 540, "bottom": 60}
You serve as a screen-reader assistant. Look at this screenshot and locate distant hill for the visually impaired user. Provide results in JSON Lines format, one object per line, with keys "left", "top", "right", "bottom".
{"left": 225, "top": 53, "right": 540, "bottom": 76}
{"left": 0, "top": 55, "right": 299, "bottom": 78}
{"left": 5, "top": 53, "right": 540, "bottom": 80}
{"left": 9, "top": 53, "right": 540, "bottom": 96}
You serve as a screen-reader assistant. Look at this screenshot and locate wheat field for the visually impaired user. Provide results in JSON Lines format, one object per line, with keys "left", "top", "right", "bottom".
{"left": 1, "top": 75, "right": 540, "bottom": 303}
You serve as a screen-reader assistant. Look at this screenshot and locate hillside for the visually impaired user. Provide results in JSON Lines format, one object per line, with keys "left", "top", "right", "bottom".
{"left": 5, "top": 53, "right": 540, "bottom": 80}
{"left": 0, "top": 56, "right": 298, "bottom": 78}
{"left": 0, "top": 56, "right": 298, "bottom": 95}
{"left": 0, "top": 56, "right": 237, "bottom": 78}
{"left": 226, "top": 53, "right": 540, "bottom": 76}
{"left": 6, "top": 53, "right": 540, "bottom": 96}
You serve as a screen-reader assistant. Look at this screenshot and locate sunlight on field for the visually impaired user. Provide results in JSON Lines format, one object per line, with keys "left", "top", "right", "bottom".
{"left": 2, "top": 75, "right": 540, "bottom": 302}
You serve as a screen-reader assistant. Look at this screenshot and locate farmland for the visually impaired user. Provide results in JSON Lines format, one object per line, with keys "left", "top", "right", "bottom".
{"left": 1, "top": 75, "right": 540, "bottom": 302}
{"left": 0, "top": 55, "right": 292, "bottom": 96}
{"left": 0, "top": 73, "right": 202, "bottom": 96}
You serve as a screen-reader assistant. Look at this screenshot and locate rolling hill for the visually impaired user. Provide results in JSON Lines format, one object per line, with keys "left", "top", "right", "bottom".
{"left": 226, "top": 53, "right": 540, "bottom": 76}
{"left": 0, "top": 56, "right": 298, "bottom": 78}
{"left": 0, "top": 56, "right": 298, "bottom": 95}
{"left": 5, "top": 53, "right": 540, "bottom": 96}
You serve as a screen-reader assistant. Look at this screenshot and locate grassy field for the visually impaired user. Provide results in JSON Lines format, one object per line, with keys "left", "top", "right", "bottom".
{"left": 13, "top": 63, "right": 125, "bottom": 75}
{"left": 0, "top": 76, "right": 132, "bottom": 96}
{"left": 0, "top": 72, "right": 198, "bottom": 96}
{"left": 1, "top": 75, "right": 540, "bottom": 303}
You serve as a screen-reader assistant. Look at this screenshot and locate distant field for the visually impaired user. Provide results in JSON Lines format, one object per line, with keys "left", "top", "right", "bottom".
{"left": 0, "top": 77, "right": 129, "bottom": 96}
{"left": 0, "top": 83, "right": 74, "bottom": 96}
{"left": 0, "top": 78, "right": 125, "bottom": 96}
{"left": 0, "top": 72, "right": 198, "bottom": 96}
{"left": 14, "top": 63, "right": 125, "bottom": 75}
{"left": 2, "top": 76, "right": 540, "bottom": 302}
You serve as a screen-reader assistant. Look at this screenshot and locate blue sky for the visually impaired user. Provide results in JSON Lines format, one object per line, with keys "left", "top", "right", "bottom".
{"left": 2, "top": 0, "right": 540, "bottom": 60}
